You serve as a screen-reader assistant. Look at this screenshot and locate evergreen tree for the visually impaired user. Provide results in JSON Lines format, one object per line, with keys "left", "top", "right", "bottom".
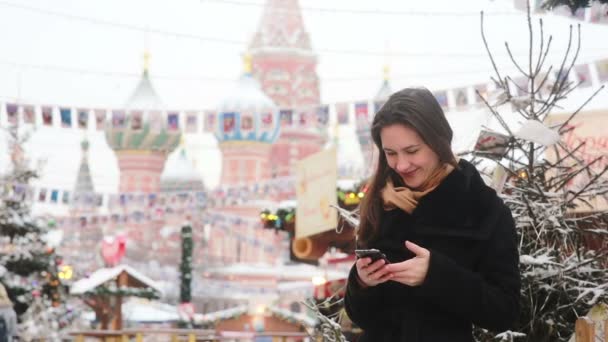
{"left": 0, "top": 125, "right": 68, "bottom": 331}
{"left": 471, "top": 2, "right": 608, "bottom": 340}
{"left": 542, "top": 0, "right": 608, "bottom": 14}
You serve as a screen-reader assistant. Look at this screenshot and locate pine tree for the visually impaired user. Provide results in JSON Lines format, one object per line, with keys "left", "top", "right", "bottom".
{"left": 542, "top": 0, "right": 608, "bottom": 14}
{"left": 0, "top": 125, "right": 68, "bottom": 326}
{"left": 471, "top": 2, "right": 608, "bottom": 340}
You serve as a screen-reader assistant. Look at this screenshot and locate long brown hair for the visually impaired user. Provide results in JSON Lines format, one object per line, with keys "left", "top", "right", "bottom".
{"left": 357, "top": 87, "right": 458, "bottom": 246}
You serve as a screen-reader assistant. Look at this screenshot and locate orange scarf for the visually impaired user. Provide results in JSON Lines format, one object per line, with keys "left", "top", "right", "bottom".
{"left": 381, "top": 164, "right": 454, "bottom": 213}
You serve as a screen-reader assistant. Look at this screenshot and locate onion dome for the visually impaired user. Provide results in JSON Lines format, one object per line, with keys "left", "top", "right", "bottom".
{"left": 160, "top": 145, "right": 205, "bottom": 192}
{"left": 215, "top": 54, "right": 280, "bottom": 144}
{"left": 105, "top": 51, "right": 181, "bottom": 153}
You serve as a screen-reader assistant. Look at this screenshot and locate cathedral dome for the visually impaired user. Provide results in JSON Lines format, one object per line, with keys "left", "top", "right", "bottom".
{"left": 105, "top": 52, "right": 181, "bottom": 153}
{"left": 215, "top": 55, "right": 280, "bottom": 144}
{"left": 160, "top": 148, "right": 205, "bottom": 192}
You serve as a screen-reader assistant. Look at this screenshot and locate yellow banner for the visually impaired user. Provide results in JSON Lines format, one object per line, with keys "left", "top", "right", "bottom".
{"left": 295, "top": 147, "right": 338, "bottom": 238}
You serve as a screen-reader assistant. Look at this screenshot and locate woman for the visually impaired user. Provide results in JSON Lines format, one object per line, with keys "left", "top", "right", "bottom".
{"left": 344, "top": 88, "right": 520, "bottom": 342}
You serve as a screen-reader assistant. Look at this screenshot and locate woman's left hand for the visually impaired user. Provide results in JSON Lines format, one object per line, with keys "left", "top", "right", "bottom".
{"left": 385, "top": 240, "right": 430, "bottom": 286}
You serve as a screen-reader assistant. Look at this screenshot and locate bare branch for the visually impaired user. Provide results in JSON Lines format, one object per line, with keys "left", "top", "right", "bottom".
{"left": 506, "top": 42, "right": 530, "bottom": 78}
{"left": 558, "top": 85, "right": 606, "bottom": 134}
{"left": 480, "top": 11, "right": 506, "bottom": 90}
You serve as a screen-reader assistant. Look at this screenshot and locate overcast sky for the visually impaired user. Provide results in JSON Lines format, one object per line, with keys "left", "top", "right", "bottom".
{"left": 0, "top": 0, "right": 606, "bottom": 214}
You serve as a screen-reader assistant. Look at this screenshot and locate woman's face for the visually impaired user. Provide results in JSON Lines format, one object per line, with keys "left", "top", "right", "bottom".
{"left": 380, "top": 123, "right": 441, "bottom": 190}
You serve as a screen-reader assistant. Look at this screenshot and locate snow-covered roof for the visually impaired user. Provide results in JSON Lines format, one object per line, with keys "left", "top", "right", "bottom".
{"left": 337, "top": 179, "right": 359, "bottom": 191}
{"left": 268, "top": 306, "right": 317, "bottom": 328}
{"left": 194, "top": 305, "right": 248, "bottom": 324}
{"left": 278, "top": 200, "right": 297, "bottom": 209}
{"left": 192, "top": 304, "right": 317, "bottom": 328}
{"left": 82, "top": 298, "right": 179, "bottom": 323}
{"left": 70, "top": 264, "right": 163, "bottom": 295}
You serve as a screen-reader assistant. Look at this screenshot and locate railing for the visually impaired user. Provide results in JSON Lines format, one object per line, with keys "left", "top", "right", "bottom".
{"left": 575, "top": 317, "right": 607, "bottom": 342}
{"left": 67, "top": 329, "right": 311, "bottom": 342}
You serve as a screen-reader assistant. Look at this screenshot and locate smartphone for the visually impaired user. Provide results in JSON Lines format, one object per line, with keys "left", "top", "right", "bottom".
{"left": 355, "top": 249, "right": 390, "bottom": 264}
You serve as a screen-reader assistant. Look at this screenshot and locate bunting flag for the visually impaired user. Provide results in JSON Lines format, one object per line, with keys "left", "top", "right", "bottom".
{"left": 62, "top": 191, "right": 70, "bottom": 204}
{"left": 6, "top": 103, "right": 18, "bottom": 125}
{"left": 433, "top": 91, "right": 448, "bottom": 108}
{"left": 60, "top": 107, "right": 72, "bottom": 128}
{"left": 354, "top": 102, "right": 369, "bottom": 125}
{"left": 316, "top": 105, "right": 329, "bottom": 126}
{"left": 185, "top": 111, "right": 198, "bottom": 133}
{"left": 77, "top": 108, "right": 89, "bottom": 129}
{"left": 240, "top": 111, "right": 254, "bottom": 133}
{"left": 473, "top": 84, "right": 489, "bottom": 105}
{"left": 336, "top": 102, "right": 349, "bottom": 125}
{"left": 50, "top": 190, "right": 59, "bottom": 203}
{"left": 296, "top": 108, "right": 309, "bottom": 127}
{"left": 149, "top": 110, "right": 163, "bottom": 132}
{"left": 260, "top": 110, "right": 273, "bottom": 129}
{"left": 42, "top": 106, "right": 53, "bottom": 126}
{"left": 130, "top": 110, "right": 143, "bottom": 130}
{"left": 38, "top": 188, "right": 47, "bottom": 202}
{"left": 222, "top": 112, "right": 236, "bottom": 134}
{"left": 204, "top": 110, "right": 216, "bottom": 132}
{"left": 167, "top": 111, "right": 179, "bottom": 131}
{"left": 23, "top": 105, "right": 35, "bottom": 124}
{"left": 454, "top": 88, "right": 468, "bottom": 107}
{"left": 279, "top": 109, "right": 293, "bottom": 127}
{"left": 112, "top": 110, "right": 126, "bottom": 129}
{"left": 94, "top": 109, "right": 106, "bottom": 131}
{"left": 574, "top": 64, "right": 592, "bottom": 88}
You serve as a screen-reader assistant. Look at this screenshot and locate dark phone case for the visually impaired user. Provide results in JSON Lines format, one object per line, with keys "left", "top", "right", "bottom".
{"left": 355, "top": 249, "right": 389, "bottom": 263}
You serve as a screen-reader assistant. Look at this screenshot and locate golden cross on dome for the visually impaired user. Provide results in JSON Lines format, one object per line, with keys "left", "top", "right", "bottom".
{"left": 143, "top": 50, "right": 150, "bottom": 73}
{"left": 383, "top": 64, "right": 390, "bottom": 81}
{"left": 243, "top": 52, "right": 253, "bottom": 74}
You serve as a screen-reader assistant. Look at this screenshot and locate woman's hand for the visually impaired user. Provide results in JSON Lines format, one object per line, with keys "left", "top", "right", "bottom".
{"left": 385, "top": 240, "right": 430, "bottom": 286}
{"left": 355, "top": 257, "right": 392, "bottom": 288}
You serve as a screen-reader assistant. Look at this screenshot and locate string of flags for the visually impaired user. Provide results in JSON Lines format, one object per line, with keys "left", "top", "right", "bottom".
{"left": 1, "top": 58, "right": 605, "bottom": 132}
{"left": 51, "top": 205, "right": 277, "bottom": 252}
{"left": 0, "top": 177, "right": 296, "bottom": 211}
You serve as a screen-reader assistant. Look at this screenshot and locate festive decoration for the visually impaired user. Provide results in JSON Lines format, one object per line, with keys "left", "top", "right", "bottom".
{"left": 473, "top": 129, "right": 511, "bottom": 160}
{"left": 84, "top": 286, "right": 159, "bottom": 300}
{"left": 260, "top": 184, "right": 367, "bottom": 232}
{"left": 179, "top": 224, "right": 193, "bottom": 327}
{"left": 474, "top": 7, "right": 608, "bottom": 341}
{"left": 70, "top": 265, "right": 162, "bottom": 330}
{"left": 0, "top": 125, "right": 68, "bottom": 318}
{"left": 100, "top": 234, "right": 126, "bottom": 267}
{"left": 0, "top": 125, "right": 74, "bottom": 339}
